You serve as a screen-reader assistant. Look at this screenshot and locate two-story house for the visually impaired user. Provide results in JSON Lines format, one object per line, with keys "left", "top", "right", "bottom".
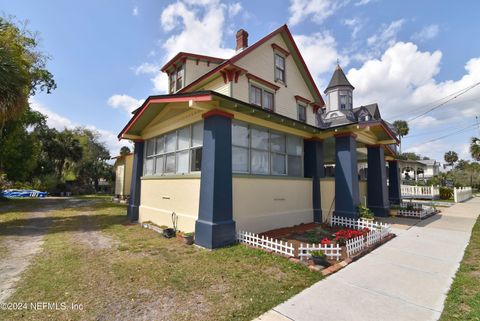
{"left": 118, "top": 25, "right": 401, "bottom": 249}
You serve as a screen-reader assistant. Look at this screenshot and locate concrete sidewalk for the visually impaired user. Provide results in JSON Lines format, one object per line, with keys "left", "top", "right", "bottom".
{"left": 255, "top": 197, "right": 480, "bottom": 321}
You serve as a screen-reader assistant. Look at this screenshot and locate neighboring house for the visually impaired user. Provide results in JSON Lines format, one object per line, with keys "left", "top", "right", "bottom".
{"left": 118, "top": 25, "right": 401, "bottom": 249}
{"left": 113, "top": 153, "right": 133, "bottom": 199}
{"left": 418, "top": 159, "right": 440, "bottom": 178}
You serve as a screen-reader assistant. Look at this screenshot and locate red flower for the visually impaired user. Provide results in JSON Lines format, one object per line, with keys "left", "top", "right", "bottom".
{"left": 321, "top": 238, "right": 331, "bottom": 246}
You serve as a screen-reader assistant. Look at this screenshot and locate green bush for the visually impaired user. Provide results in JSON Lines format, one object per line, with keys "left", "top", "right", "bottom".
{"left": 440, "top": 187, "right": 453, "bottom": 200}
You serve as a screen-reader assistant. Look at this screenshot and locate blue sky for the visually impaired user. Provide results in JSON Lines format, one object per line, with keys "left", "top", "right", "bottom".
{"left": 1, "top": 0, "right": 479, "bottom": 162}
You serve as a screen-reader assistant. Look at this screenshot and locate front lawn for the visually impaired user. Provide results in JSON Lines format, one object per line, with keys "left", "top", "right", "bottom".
{"left": 0, "top": 198, "right": 321, "bottom": 321}
{"left": 440, "top": 216, "right": 480, "bottom": 321}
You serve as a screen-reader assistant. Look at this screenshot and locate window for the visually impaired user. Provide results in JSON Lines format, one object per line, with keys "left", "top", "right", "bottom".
{"left": 274, "top": 54, "right": 285, "bottom": 82}
{"left": 263, "top": 91, "right": 274, "bottom": 111}
{"left": 143, "top": 122, "right": 203, "bottom": 176}
{"left": 249, "top": 84, "right": 275, "bottom": 111}
{"left": 297, "top": 104, "right": 306, "bottom": 123}
{"left": 231, "top": 121, "right": 303, "bottom": 176}
{"left": 339, "top": 90, "right": 352, "bottom": 109}
{"left": 168, "top": 64, "right": 185, "bottom": 93}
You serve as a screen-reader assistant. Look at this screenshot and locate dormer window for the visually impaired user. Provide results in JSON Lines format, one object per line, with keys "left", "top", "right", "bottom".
{"left": 274, "top": 54, "right": 286, "bottom": 83}
{"left": 168, "top": 64, "right": 185, "bottom": 93}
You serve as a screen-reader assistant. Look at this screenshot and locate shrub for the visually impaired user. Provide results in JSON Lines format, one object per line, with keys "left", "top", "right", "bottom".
{"left": 357, "top": 204, "right": 374, "bottom": 220}
{"left": 440, "top": 187, "right": 453, "bottom": 200}
{"left": 309, "top": 250, "right": 325, "bottom": 257}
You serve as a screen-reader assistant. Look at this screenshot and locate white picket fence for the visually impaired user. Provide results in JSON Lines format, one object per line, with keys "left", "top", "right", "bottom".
{"left": 346, "top": 228, "right": 388, "bottom": 257}
{"left": 331, "top": 216, "right": 391, "bottom": 233}
{"left": 397, "top": 202, "right": 436, "bottom": 218}
{"left": 454, "top": 187, "right": 472, "bottom": 203}
{"left": 401, "top": 185, "right": 440, "bottom": 199}
{"left": 298, "top": 243, "right": 342, "bottom": 261}
{"left": 236, "top": 230, "right": 295, "bottom": 257}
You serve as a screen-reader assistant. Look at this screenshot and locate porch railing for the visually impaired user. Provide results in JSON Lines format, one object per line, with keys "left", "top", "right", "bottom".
{"left": 401, "top": 185, "right": 439, "bottom": 199}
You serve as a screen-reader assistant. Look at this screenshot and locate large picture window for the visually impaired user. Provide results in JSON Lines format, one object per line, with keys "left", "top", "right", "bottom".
{"left": 232, "top": 121, "right": 303, "bottom": 176}
{"left": 143, "top": 122, "right": 203, "bottom": 176}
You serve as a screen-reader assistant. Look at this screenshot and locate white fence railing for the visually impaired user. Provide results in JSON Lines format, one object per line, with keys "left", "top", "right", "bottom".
{"left": 298, "top": 243, "right": 342, "bottom": 261}
{"left": 454, "top": 187, "right": 472, "bottom": 203}
{"left": 237, "top": 230, "right": 295, "bottom": 257}
{"left": 331, "top": 216, "right": 391, "bottom": 233}
{"left": 401, "top": 185, "right": 439, "bottom": 199}
{"left": 346, "top": 235, "right": 365, "bottom": 257}
{"left": 397, "top": 202, "right": 436, "bottom": 218}
{"left": 346, "top": 228, "right": 388, "bottom": 257}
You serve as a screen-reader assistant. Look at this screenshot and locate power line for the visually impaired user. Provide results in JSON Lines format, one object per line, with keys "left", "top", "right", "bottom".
{"left": 403, "top": 119, "right": 474, "bottom": 139}
{"left": 406, "top": 123, "right": 478, "bottom": 149}
{"left": 407, "top": 82, "right": 480, "bottom": 122}
{"left": 386, "top": 81, "right": 480, "bottom": 121}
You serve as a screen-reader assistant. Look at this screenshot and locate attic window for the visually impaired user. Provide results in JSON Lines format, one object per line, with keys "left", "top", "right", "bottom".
{"left": 274, "top": 54, "right": 286, "bottom": 83}
{"left": 339, "top": 90, "right": 352, "bottom": 109}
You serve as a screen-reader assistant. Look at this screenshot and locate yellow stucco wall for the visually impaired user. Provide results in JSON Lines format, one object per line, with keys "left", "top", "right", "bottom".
{"left": 320, "top": 178, "right": 369, "bottom": 221}
{"left": 139, "top": 177, "right": 200, "bottom": 232}
{"left": 233, "top": 176, "right": 313, "bottom": 233}
{"left": 232, "top": 33, "right": 317, "bottom": 127}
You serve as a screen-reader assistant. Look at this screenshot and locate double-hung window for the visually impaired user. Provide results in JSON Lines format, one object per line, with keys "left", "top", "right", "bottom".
{"left": 168, "top": 64, "right": 185, "bottom": 93}
{"left": 231, "top": 121, "right": 303, "bottom": 176}
{"left": 274, "top": 54, "right": 286, "bottom": 83}
{"left": 249, "top": 84, "right": 274, "bottom": 111}
{"left": 297, "top": 104, "right": 307, "bottom": 123}
{"left": 143, "top": 122, "right": 203, "bottom": 176}
{"left": 339, "top": 91, "right": 352, "bottom": 109}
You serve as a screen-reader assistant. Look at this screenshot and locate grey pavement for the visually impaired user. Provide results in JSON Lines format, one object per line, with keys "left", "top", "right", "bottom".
{"left": 254, "top": 197, "right": 480, "bottom": 321}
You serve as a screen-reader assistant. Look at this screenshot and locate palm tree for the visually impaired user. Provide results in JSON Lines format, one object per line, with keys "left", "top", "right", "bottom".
{"left": 393, "top": 120, "right": 409, "bottom": 154}
{"left": 470, "top": 137, "right": 480, "bottom": 161}
{"left": 444, "top": 151, "right": 458, "bottom": 169}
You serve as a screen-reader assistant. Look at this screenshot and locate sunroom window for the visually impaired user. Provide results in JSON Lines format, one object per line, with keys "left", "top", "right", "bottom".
{"left": 231, "top": 121, "right": 303, "bottom": 177}
{"left": 143, "top": 122, "right": 203, "bottom": 176}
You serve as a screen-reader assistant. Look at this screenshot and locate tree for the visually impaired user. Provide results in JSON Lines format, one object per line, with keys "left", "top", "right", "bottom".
{"left": 470, "top": 137, "right": 480, "bottom": 161}
{"left": 455, "top": 159, "right": 469, "bottom": 171}
{"left": 398, "top": 152, "right": 420, "bottom": 161}
{"left": 444, "top": 151, "right": 458, "bottom": 168}
{"left": 0, "top": 17, "right": 56, "bottom": 132}
{"left": 393, "top": 120, "right": 409, "bottom": 154}
{"left": 120, "top": 146, "right": 131, "bottom": 156}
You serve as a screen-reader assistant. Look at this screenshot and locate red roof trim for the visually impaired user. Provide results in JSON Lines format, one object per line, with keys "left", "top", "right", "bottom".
{"left": 294, "top": 95, "right": 311, "bottom": 104}
{"left": 202, "top": 109, "right": 234, "bottom": 119}
{"left": 161, "top": 52, "right": 225, "bottom": 72}
{"left": 179, "top": 25, "right": 325, "bottom": 109}
{"left": 178, "top": 25, "right": 287, "bottom": 94}
{"left": 118, "top": 93, "right": 213, "bottom": 139}
{"left": 246, "top": 73, "right": 281, "bottom": 91}
{"left": 271, "top": 43, "right": 290, "bottom": 57}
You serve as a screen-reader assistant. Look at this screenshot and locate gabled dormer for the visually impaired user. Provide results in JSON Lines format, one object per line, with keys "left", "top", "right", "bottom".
{"left": 161, "top": 52, "right": 226, "bottom": 94}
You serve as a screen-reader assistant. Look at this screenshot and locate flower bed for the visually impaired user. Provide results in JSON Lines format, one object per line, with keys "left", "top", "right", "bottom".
{"left": 397, "top": 202, "right": 437, "bottom": 219}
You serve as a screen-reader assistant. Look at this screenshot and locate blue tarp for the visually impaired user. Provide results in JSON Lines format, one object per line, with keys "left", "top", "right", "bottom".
{"left": 1, "top": 189, "right": 48, "bottom": 198}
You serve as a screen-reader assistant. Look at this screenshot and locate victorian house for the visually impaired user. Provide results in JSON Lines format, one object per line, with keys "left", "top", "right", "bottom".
{"left": 118, "top": 25, "right": 401, "bottom": 249}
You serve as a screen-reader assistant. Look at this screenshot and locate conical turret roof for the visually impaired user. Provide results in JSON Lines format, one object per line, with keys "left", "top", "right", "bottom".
{"left": 324, "top": 64, "right": 354, "bottom": 93}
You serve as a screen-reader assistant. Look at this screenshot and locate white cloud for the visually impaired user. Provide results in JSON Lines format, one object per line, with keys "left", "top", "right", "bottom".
{"left": 365, "top": 19, "right": 405, "bottom": 59}
{"left": 343, "top": 17, "right": 363, "bottom": 38}
{"left": 133, "top": 6, "right": 139, "bottom": 16}
{"left": 412, "top": 24, "right": 439, "bottom": 42}
{"left": 355, "top": 0, "right": 375, "bottom": 5}
{"left": 107, "top": 95, "right": 144, "bottom": 115}
{"left": 294, "top": 32, "right": 349, "bottom": 88}
{"left": 288, "top": 0, "right": 349, "bottom": 26}
{"left": 30, "top": 98, "right": 127, "bottom": 156}
{"left": 345, "top": 41, "right": 480, "bottom": 160}
{"left": 227, "top": 2, "right": 242, "bottom": 17}
{"left": 132, "top": 62, "right": 159, "bottom": 75}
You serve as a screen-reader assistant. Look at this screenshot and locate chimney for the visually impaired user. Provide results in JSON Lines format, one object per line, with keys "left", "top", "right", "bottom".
{"left": 236, "top": 29, "right": 249, "bottom": 53}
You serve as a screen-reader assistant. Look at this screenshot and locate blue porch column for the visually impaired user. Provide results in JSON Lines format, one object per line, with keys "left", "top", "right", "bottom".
{"left": 388, "top": 160, "right": 401, "bottom": 204}
{"left": 127, "top": 141, "right": 144, "bottom": 221}
{"left": 367, "top": 145, "right": 389, "bottom": 216}
{"left": 334, "top": 133, "right": 359, "bottom": 219}
{"left": 304, "top": 139, "right": 324, "bottom": 222}
{"left": 195, "top": 110, "right": 236, "bottom": 249}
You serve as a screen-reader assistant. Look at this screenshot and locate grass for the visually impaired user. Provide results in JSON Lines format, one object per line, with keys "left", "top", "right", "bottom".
{"left": 440, "top": 216, "right": 480, "bottom": 321}
{"left": 0, "top": 198, "right": 322, "bottom": 321}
